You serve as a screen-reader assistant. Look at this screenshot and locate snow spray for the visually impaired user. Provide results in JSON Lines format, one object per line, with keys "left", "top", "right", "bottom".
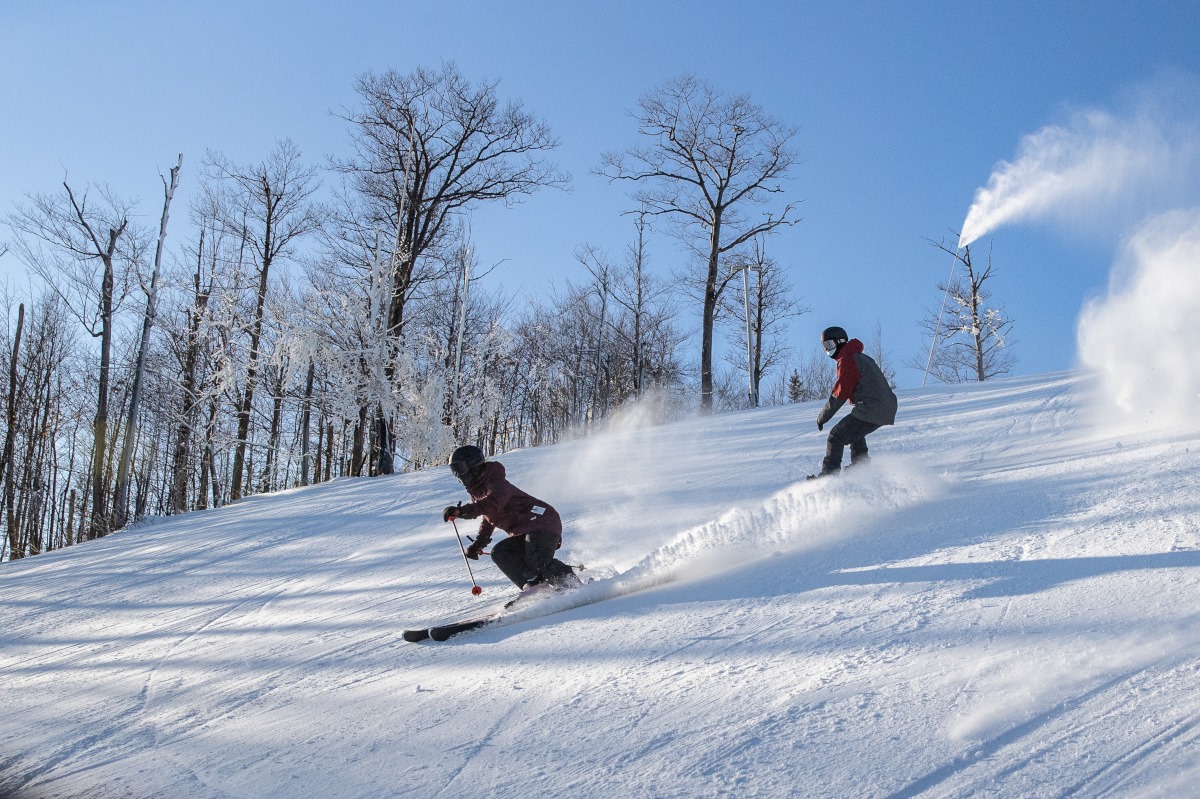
{"left": 1077, "top": 210, "right": 1200, "bottom": 427}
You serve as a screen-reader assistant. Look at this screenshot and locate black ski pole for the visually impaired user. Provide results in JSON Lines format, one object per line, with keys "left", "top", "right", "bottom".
{"left": 451, "top": 517, "right": 483, "bottom": 595}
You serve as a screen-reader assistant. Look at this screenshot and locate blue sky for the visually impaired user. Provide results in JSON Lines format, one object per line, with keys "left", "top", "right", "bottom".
{"left": 3, "top": 1, "right": 1200, "bottom": 389}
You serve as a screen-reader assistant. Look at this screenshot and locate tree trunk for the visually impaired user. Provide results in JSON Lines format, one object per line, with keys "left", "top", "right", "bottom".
{"left": 114, "top": 154, "right": 181, "bottom": 528}
{"left": 700, "top": 213, "right": 723, "bottom": 414}
{"left": 3, "top": 304, "right": 24, "bottom": 558}
{"left": 325, "top": 420, "right": 334, "bottom": 481}
{"left": 375, "top": 407, "right": 393, "bottom": 475}
{"left": 351, "top": 404, "right": 368, "bottom": 476}
{"left": 299, "top": 360, "right": 315, "bottom": 486}
{"left": 89, "top": 226, "right": 123, "bottom": 539}
{"left": 261, "top": 367, "right": 285, "bottom": 493}
{"left": 231, "top": 249, "right": 272, "bottom": 500}
{"left": 170, "top": 229, "right": 210, "bottom": 514}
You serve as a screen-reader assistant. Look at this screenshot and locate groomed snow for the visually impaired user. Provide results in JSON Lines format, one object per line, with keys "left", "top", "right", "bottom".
{"left": 2, "top": 371, "right": 1198, "bottom": 798}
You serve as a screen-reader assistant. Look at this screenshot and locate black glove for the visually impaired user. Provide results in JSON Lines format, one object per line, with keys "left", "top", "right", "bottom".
{"left": 465, "top": 532, "right": 490, "bottom": 559}
{"left": 443, "top": 503, "right": 461, "bottom": 523}
{"left": 817, "top": 419, "right": 824, "bottom": 431}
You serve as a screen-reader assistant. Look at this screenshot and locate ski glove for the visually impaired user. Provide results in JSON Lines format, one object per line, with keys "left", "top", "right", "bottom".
{"left": 817, "top": 420, "right": 824, "bottom": 431}
{"left": 465, "top": 532, "right": 491, "bottom": 560}
{"left": 443, "top": 503, "right": 462, "bottom": 523}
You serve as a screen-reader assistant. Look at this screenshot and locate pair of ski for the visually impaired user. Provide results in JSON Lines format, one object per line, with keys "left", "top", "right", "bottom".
{"left": 403, "top": 580, "right": 588, "bottom": 643}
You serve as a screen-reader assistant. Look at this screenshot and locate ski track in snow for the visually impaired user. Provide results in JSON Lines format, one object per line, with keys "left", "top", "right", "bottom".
{"left": 2, "top": 371, "right": 1200, "bottom": 798}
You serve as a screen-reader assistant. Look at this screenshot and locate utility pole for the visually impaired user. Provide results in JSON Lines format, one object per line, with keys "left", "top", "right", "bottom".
{"left": 737, "top": 255, "right": 762, "bottom": 408}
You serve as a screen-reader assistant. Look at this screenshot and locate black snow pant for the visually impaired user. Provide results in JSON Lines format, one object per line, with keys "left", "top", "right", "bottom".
{"left": 491, "top": 530, "right": 574, "bottom": 589}
{"left": 821, "top": 414, "right": 881, "bottom": 475}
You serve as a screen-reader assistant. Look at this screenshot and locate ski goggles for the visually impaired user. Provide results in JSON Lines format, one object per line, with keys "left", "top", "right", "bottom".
{"left": 822, "top": 339, "right": 841, "bottom": 353}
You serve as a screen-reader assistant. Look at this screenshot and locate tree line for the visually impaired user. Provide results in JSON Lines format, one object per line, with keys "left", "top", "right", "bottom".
{"left": 0, "top": 64, "right": 1015, "bottom": 562}
{"left": 0, "top": 66, "right": 817, "bottom": 561}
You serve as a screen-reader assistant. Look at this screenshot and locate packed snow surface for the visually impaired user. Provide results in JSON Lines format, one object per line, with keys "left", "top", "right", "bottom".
{"left": 2, "top": 371, "right": 1199, "bottom": 798}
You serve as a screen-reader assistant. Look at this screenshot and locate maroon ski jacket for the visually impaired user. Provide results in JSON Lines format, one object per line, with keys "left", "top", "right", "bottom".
{"left": 456, "top": 461, "right": 562, "bottom": 544}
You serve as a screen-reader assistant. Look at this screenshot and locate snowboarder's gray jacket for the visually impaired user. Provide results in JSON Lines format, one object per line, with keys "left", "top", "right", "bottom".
{"left": 817, "top": 339, "right": 898, "bottom": 427}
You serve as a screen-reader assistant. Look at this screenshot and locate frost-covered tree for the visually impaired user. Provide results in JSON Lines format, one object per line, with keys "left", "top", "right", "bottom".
{"left": 332, "top": 62, "right": 568, "bottom": 470}
{"left": 205, "top": 140, "right": 322, "bottom": 500}
{"left": 166, "top": 222, "right": 218, "bottom": 513}
{"left": 1, "top": 291, "right": 84, "bottom": 559}
{"left": 914, "top": 240, "right": 1016, "bottom": 384}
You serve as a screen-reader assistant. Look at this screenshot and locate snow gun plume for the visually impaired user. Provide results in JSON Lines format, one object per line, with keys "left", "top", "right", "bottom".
{"left": 958, "top": 72, "right": 1200, "bottom": 249}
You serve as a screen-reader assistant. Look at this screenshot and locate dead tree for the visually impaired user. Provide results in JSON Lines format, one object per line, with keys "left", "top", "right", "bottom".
{"left": 113, "top": 154, "right": 182, "bottom": 529}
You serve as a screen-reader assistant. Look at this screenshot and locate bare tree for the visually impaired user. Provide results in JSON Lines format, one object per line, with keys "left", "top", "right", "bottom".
{"left": 333, "top": 62, "right": 569, "bottom": 469}
{"left": 912, "top": 239, "right": 1016, "bottom": 384}
{"left": 606, "top": 210, "right": 681, "bottom": 402}
{"left": 721, "top": 239, "right": 809, "bottom": 407}
{"left": 597, "top": 75, "right": 802, "bottom": 413}
{"left": 206, "top": 140, "right": 322, "bottom": 501}
{"left": 567, "top": 220, "right": 685, "bottom": 426}
{"left": 7, "top": 182, "right": 144, "bottom": 537}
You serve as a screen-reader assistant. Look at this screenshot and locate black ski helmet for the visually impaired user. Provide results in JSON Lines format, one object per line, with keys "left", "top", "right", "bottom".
{"left": 820, "top": 326, "right": 848, "bottom": 358}
{"left": 449, "top": 445, "right": 486, "bottom": 486}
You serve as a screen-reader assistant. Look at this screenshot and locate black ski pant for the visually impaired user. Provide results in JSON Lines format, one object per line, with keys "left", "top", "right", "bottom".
{"left": 491, "top": 530, "right": 574, "bottom": 589}
{"left": 821, "top": 414, "right": 881, "bottom": 475}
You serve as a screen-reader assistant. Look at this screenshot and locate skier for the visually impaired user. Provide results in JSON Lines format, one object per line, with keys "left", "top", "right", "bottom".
{"left": 810, "top": 326, "right": 898, "bottom": 478}
{"left": 442, "top": 445, "right": 580, "bottom": 594}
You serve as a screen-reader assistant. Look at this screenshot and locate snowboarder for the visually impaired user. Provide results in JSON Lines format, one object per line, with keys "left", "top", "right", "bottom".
{"left": 442, "top": 445, "right": 580, "bottom": 593}
{"left": 810, "top": 326, "right": 898, "bottom": 478}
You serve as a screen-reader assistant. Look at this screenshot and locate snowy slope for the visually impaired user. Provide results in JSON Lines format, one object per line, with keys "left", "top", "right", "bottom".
{"left": 2, "top": 371, "right": 1199, "bottom": 799}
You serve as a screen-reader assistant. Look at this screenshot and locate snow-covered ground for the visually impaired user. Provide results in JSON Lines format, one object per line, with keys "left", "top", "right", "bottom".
{"left": 2, "top": 370, "right": 1198, "bottom": 799}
